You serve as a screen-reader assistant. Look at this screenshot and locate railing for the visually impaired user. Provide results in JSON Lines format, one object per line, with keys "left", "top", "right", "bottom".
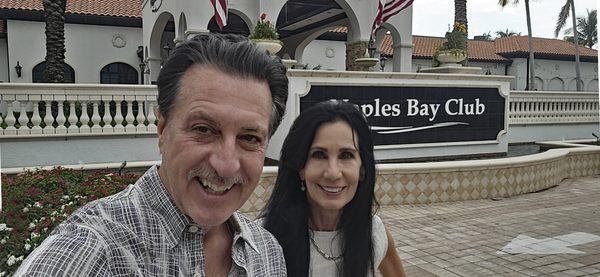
{"left": 0, "top": 84, "right": 158, "bottom": 137}
{"left": 509, "top": 91, "right": 599, "bottom": 124}
{"left": 1, "top": 85, "right": 599, "bottom": 138}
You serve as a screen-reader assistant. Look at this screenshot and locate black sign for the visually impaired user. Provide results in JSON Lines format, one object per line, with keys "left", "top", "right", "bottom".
{"left": 300, "top": 85, "right": 505, "bottom": 146}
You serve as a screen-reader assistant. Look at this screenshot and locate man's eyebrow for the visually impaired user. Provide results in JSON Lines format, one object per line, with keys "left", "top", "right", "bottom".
{"left": 187, "top": 110, "right": 218, "bottom": 125}
{"left": 242, "top": 126, "right": 268, "bottom": 136}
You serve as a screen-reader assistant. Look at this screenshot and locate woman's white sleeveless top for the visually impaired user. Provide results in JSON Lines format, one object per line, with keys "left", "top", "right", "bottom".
{"left": 308, "top": 215, "right": 387, "bottom": 277}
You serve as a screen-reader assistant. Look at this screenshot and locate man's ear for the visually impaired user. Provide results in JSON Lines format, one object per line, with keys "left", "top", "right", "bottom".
{"left": 156, "top": 109, "right": 166, "bottom": 153}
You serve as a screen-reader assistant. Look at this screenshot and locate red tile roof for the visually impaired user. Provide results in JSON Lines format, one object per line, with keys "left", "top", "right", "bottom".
{"left": 0, "top": 0, "right": 141, "bottom": 18}
{"left": 494, "top": 35, "right": 597, "bottom": 59}
{"left": 409, "top": 36, "right": 509, "bottom": 62}
{"left": 326, "top": 28, "right": 596, "bottom": 61}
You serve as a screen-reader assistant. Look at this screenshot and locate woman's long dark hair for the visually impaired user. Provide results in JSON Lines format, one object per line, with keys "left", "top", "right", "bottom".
{"left": 261, "top": 100, "right": 378, "bottom": 277}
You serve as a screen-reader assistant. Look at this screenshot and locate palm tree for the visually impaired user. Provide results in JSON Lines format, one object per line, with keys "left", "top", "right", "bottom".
{"left": 499, "top": 0, "right": 535, "bottom": 90}
{"left": 42, "top": 0, "right": 67, "bottom": 82}
{"left": 554, "top": 0, "right": 582, "bottom": 91}
{"left": 495, "top": 29, "right": 521, "bottom": 37}
{"left": 477, "top": 32, "right": 493, "bottom": 41}
{"left": 563, "top": 9, "right": 597, "bottom": 48}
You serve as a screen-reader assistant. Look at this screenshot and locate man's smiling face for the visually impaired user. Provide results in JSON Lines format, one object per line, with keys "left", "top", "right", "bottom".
{"left": 157, "top": 64, "right": 272, "bottom": 229}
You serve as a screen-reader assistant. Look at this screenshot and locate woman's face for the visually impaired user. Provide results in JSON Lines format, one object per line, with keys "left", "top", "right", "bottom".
{"left": 300, "top": 120, "right": 362, "bottom": 218}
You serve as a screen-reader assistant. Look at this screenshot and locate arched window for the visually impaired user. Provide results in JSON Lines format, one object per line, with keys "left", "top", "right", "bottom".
{"left": 32, "top": 61, "right": 75, "bottom": 83}
{"left": 548, "top": 77, "right": 564, "bottom": 91}
{"left": 534, "top": 76, "right": 544, "bottom": 91}
{"left": 568, "top": 79, "right": 585, "bottom": 91}
{"left": 100, "top": 62, "right": 139, "bottom": 84}
{"left": 588, "top": 79, "right": 598, "bottom": 92}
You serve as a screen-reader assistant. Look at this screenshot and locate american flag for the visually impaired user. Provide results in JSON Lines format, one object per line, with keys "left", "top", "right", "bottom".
{"left": 372, "top": 0, "right": 414, "bottom": 36}
{"left": 210, "top": 0, "right": 228, "bottom": 30}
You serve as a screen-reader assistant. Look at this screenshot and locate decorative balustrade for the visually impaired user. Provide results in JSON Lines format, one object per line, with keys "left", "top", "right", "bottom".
{"left": 509, "top": 91, "right": 599, "bottom": 124}
{"left": 0, "top": 83, "right": 158, "bottom": 137}
{"left": 1, "top": 85, "right": 599, "bottom": 138}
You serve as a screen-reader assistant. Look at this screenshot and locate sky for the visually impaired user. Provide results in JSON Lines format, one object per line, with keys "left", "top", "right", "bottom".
{"left": 412, "top": 0, "right": 597, "bottom": 41}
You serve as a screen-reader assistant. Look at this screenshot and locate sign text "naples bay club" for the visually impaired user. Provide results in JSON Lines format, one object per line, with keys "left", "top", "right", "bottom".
{"left": 342, "top": 98, "right": 487, "bottom": 121}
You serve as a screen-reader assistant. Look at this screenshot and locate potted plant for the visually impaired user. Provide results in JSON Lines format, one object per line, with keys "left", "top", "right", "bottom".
{"left": 433, "top": 22, "right": 468, "bottom": 67}
{"left": 250, "top": 13, "right": 283, "bottom": 55}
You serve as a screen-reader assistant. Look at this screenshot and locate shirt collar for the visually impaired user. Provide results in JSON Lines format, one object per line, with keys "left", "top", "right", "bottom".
{"left": 230, "top": 212, "right": 260, "bottom": 254}
{"left": 138, "top": 165, "right": 190, "bottom": 248}
{"left": 140, "top": 166, "right": 260, "bottom": 253}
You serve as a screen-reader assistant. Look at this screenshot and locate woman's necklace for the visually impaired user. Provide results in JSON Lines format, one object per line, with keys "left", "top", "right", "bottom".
{"left": 309, "top": 230, "right": 343, "bottom": 261}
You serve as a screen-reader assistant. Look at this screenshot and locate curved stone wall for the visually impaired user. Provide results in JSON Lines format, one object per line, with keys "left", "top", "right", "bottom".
{"left": 241, "top": 146, "right": 600, "bottom": 212}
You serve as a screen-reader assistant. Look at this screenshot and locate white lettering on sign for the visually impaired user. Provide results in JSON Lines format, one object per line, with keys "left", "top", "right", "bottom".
{"left": 338, "top": 98, "right": 486, "bottom": 120}
{"left": 406, "top": 99, "right": 441, "bottom": 121}
{"left": 357, "top": 98, "right": 402, "bottom": 117}
{"left": 445, "top": 98, "right": 485, "bottom": 116}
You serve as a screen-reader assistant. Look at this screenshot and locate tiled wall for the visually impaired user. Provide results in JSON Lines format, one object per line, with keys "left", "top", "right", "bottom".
{"left": 240, "top": 147, "right": 600, "bottom": 212}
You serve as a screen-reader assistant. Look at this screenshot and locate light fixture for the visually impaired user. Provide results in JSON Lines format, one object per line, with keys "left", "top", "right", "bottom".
{"left": 15, "top": 61, "right": 22, "bottom": 78}
{"left": 368, "top": 46, "right": 377, "bottom": 59}
{"left": 163, "top": 44, "right": 172, "bottom": 57}
{"left": 380, "top": 56, "right": 388, "bottom": 71}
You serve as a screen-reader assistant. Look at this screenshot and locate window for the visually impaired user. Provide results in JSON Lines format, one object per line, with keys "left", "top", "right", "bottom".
{"left": 32, "top": 62, "right": 75, "bottom": 83}
{"left": 100, "top": 62, "right": 139, "bottom": 84}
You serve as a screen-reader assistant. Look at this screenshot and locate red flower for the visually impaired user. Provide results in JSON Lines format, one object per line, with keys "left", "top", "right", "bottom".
{"left": 260, "top": 13, "right": 266, "bottom": 20}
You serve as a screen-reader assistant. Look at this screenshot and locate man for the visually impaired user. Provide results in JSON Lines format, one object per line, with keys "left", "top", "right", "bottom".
{"left": 16, "top": 34, "right": 289, "bottom": 276}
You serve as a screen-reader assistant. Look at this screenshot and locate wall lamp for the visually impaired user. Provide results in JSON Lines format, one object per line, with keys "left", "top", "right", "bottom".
{"left": 15, "top": 61, "right": 22, "bottom": 78}
{"left": 380, "top": 56, "right": 388, "bottom": 71}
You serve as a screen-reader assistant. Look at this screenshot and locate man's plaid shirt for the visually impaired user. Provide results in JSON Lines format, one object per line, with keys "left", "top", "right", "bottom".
{"left": 15, "top": 165, "right": 287, "bottom": 276}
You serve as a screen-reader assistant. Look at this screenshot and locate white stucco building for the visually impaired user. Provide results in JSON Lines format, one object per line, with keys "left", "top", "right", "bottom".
{"left": 0, "top": 0, "right": 597, "bottom": 91}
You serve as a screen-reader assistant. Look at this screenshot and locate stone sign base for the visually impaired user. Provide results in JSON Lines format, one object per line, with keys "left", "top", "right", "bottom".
{"left": 420, "top": 66, "right": 482, "bottom": 74}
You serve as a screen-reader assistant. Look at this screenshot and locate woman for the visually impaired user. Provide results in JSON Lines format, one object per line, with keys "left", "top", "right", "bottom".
{"left": 260, "top": 100, "right": 406, "bottom": 277}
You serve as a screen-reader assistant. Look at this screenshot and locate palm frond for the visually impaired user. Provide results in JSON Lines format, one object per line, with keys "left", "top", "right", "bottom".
{"left": 554, "top": 1, "right": 571, "bottom": 38}
{"left": 498, "top": 0, "right": 517, "bottom": 8}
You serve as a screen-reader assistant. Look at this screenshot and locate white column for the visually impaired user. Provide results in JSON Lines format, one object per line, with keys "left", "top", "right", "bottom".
{"left": 42, "top": 99, "right": 55, "bottom": 134}
{"left": 79, "top": 101, "right": 91, "bottom": 133}
{"left": 147, "top": 100, "right": 157, "bottom": 132}
{"left": 125, "top": 96, "right": 136, "bottom": 133}
{"left": 4, "top": 101, "right": 17, "bottom": 135}
{"left": 55, "top": 100, "right": 67, "bottom": 134}
{"left": 91, "top": 98, "right": 102, "bottom": 133}
{"left": 67, "top": 99, "right": 79, "bottom": 133}
{"left": 17, "top": 101, "right": 31, "bottom": 135}
{"left": 30, "top": 100, "right": 43, "bottom": 134}
{"left": 101, "top": 96, "right": 114, "bottom": 133}
{"left": 114, "top": 97, "right": 125, "bottom": 133}
{"left": 135, "top": 99, "right": 147, "bottom": 133}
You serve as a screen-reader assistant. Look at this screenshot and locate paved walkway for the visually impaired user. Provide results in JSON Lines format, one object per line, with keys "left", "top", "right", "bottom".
{"left": 380, "top": 175, "right": 600, "bottom": 276}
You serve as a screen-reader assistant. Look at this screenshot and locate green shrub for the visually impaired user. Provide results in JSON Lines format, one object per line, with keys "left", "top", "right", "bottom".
{"left": 249, "top": 13, "right": 279, "bottom": 40}
{"left": 0, "top": 168, "right": 140, "bottom": 275}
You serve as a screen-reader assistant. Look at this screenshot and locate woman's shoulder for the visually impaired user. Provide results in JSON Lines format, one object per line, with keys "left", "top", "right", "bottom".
{"left": 372, "top": 214, "right": 388, "bottom": 267}
{"left": 372, "top": 214, "right": 385, "bottom": 233}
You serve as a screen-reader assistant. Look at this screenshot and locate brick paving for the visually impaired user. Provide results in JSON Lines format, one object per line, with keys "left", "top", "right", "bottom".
{"left": 380, "top": 175, "right": 600, "bottom": 276}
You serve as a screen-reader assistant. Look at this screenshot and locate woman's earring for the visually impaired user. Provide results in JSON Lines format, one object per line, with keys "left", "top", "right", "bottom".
{"left": 301, "top": 180, "right": 306, "bottom": 191}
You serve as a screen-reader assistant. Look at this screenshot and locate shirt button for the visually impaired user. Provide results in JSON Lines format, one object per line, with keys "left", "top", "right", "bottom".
{"left": 188, "top": 225, "right": 199, "bottom": 233}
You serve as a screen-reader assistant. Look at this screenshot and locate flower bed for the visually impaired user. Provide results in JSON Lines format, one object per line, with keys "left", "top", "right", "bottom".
{"left": 0, "top": 168, "right": 140, "bottom": 276}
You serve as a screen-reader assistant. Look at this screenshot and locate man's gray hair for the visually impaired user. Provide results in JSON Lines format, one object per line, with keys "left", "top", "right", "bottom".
{"left": 156, "top": 33, "right": 288, "bottom": 136}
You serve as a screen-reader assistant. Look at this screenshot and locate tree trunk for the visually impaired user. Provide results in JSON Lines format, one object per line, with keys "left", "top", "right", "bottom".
{"left": 43, "top": 0, "right": 67, "bottom": 83}
{"left": 525, "top": 0, "right": 535, "bottom": 90}
{"left": 570, "top": 0, "right": 582, "bottom": 91}
{"left": 454, "top": 0, "right": 468, "bottom": 35}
